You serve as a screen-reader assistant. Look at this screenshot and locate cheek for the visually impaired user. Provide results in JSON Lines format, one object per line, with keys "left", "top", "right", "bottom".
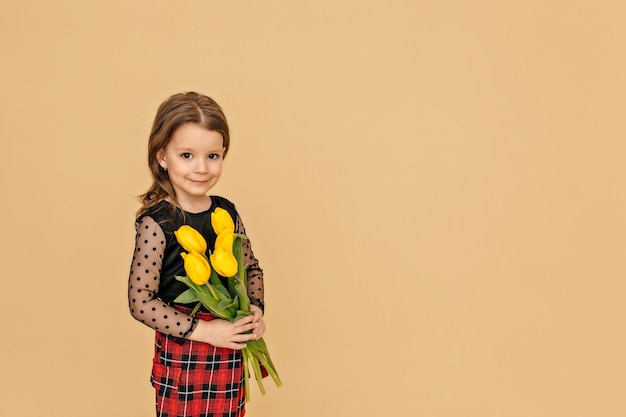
{"left": 211, "top": 162, "right": 224, "bottom": 175}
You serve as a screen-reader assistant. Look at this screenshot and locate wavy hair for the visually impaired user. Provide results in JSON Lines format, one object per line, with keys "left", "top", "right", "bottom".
{"left": 137, "top": 92, "right": 230, "bottom": 217}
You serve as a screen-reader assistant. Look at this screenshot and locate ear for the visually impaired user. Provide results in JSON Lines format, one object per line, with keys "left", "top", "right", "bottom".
{"left": 156, "top": 149, "right": 167, "bottom": 169}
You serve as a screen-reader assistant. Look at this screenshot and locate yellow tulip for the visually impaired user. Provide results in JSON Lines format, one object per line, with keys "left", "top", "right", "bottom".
{"left": 214, "top": 230, "right": 234, "bottom": 253}
{"left": 211, "top": 207, "right": 235, "bottom": 235}
{"left": 181, "top": 251, "right": 211, "bottom": 285}
{"left": 210, "top": 246, "right": 238, "bottom": 277}
{"left": 175, "top": 225, "right": 207, "bottom": 254}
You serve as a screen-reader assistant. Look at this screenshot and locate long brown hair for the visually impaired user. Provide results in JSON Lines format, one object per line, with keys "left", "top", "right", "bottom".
{"left": 137, "top": 92, "right": 230, "bottom": 217}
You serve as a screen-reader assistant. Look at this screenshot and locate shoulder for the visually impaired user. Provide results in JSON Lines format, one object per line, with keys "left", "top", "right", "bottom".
{"left": 138, "top": 200, "right": 169, "bottom": 219}
{"left": 210, "top": 195, "right": 239, "bottom": 217}
{"left": 134, "top": 215, "right": 165, "bottom": 240}
{"left": 136, "top": 201, "right": 180, "bottom": 232}
{"left": 211, "top": 195, "right": 241, "bottom": 228}
{"left": 210, "top": 195, "right": 236, "bottom": 210}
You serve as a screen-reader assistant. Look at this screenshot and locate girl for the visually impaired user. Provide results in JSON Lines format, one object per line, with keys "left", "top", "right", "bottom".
{"left": 128, "top": 92, "right": 265, "bottom": 417}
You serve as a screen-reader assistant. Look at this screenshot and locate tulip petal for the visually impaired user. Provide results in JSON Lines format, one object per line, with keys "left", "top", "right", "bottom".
{"left": 175, "top": 225, "right": 208, "bottom": 254}
{"left": 211, "top": 207, "right": 235, "bottom": 235}
{"left": 183, "top": 251, "right": 211, "bottom": 285}
{"left": 210, "top": 246, "right": 238, "bottom": 277}
{"left": 215, "top": 230, "right": 235, "bottom": 253}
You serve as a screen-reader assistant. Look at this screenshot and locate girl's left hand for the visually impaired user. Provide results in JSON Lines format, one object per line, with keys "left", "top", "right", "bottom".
{"left": 249, "top": 305, "right": 266, "bottom": 339}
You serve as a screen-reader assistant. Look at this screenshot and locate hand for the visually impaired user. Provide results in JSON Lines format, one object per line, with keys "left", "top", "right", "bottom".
{"left": 249, "top": 304, "right": 266, "bottom": 340}
{"left": 189, "top": 315, "right": 259, "bottom": 350}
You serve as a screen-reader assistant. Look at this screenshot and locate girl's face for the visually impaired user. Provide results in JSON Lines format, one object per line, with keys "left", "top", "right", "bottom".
{"left": 157, "top": 123, "right": 225, "bottom": 210}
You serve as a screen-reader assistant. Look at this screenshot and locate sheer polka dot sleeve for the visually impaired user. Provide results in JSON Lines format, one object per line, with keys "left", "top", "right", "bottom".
{"left": 128, "top": 216, "right": 198, "bottom": 338}
{"left": 235, "top": 214, "right": 265, "bottom": 313}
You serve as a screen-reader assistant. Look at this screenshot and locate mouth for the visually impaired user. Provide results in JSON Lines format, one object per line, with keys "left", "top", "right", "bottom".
{"left": 189, "top": 179, "right": 210, "bottom": 184}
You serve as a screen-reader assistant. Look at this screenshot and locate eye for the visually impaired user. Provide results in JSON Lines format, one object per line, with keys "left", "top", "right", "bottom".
{"left": 208, "top": 154, "right": 221, "bottom": 160}
{"left": 180, "top": 152, "right": 192, "bottom": 159}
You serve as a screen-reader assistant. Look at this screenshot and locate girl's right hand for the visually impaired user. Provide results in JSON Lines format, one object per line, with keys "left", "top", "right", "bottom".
{"left": 189, "top": 315, "right": 259, "bottom": 349}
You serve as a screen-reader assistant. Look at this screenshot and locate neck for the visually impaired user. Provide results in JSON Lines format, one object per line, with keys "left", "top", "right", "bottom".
{"left": 177, "top": 195, "right": 213, "bottom": 214}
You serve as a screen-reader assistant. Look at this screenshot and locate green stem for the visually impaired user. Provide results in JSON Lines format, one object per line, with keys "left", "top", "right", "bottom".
{"left": 249, "top": 344, "right": 283, "bottom": 388}
{"left": 206, "top": 282, "right": 219, "bottom": 300}
{"left": 248, "top": 348, "right": 266, "bottom": 395}
{"left": 190, "top": 302, "right": 202, "bottom": 316}
{"left": 242, "top": 347, "right": 251, "bottom": 402}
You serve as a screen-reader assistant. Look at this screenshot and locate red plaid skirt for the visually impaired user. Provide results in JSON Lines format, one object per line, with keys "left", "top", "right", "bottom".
{"left": 151, "top": 308, "right": 246, "bottom": 417}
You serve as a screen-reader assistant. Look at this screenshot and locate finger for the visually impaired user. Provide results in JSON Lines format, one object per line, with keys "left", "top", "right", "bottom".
{"left": 232, "top": 332, "right": 256, "bottom": 343}
{"left": 255, "top": 328, "right": 265, "bottom": 339}
{"left": 229, "top": 341, "right": 247, "bottom": 350}
{"left": 233, "top": 315, "right": 255, "bottom": 326}
{"left": 235, "top": 323, "right": 258, "bottom": 335}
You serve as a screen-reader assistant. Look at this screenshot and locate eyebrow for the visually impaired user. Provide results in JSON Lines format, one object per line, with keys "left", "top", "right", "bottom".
{"left": 174, "top": 147, "right": 224, "bottom": 153}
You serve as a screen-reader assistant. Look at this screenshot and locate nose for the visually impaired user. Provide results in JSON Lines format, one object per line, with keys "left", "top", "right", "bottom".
{"left": 194, "top": 158, "right": 209, "bottom": 173}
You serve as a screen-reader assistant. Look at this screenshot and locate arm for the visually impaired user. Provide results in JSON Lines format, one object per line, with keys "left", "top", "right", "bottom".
{"left": 235, "top": 213, "right": 266, "bottom": 339}
{"left": 128, "top": 216, "right": 259, "bottom": 348}
{"left": 128, "top": 216, "right": 198, "bottom": 338}
{"left": 235, "top": 214, "right": 265, "bottom": 313}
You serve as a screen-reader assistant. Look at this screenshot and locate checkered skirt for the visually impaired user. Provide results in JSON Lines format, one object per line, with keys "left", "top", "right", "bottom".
{"left": 151, "top": 309, "right": 246, "bottom": 417}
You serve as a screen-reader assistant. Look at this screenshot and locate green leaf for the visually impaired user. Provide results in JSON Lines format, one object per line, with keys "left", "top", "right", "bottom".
{"left": 227, "top": 275, "right": 237, "bottom": 297}
{"left": 209, "top": 266, "right": 221, "bottom": 286}
{"left": 233, "top": 237, "right": 248, "bottom": 288}
{"left": 175, "top": 275, "right": 194, "bottom": 286}
{"left": 175, "top": 274, "right": 234, "bottom": 320}
{"left": 210, "top": 276, "right": 231, "bottom": 301}
{"left": 232, "top": 280, "right": 249, "bottom": 313}
{"left": 217, "top": 295, "right": 239, "bottom": 311}
{"left": 233, "top": 309, "right": 251, "bottom": 322}
{"left": 173, "top": 288, "right": 199, "bottom": 304}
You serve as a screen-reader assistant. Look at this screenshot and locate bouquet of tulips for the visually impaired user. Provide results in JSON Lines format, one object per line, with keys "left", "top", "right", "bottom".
{"left": 173, "top": 208, "right": 281, "bottom": 401}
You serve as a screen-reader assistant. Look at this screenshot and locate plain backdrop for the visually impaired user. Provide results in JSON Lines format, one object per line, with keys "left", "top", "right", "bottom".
{"left": 1, "top": 1, "right": 625, "bottom": 416}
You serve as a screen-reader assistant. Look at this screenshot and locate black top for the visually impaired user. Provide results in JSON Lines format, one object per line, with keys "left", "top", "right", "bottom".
{"left": 128, "top": 196, "right": 264, "bottom": 339}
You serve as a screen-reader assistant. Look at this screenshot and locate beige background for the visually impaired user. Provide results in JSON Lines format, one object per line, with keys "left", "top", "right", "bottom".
{"left": 1, "top": 1, "right": 625, "bottom": 416}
